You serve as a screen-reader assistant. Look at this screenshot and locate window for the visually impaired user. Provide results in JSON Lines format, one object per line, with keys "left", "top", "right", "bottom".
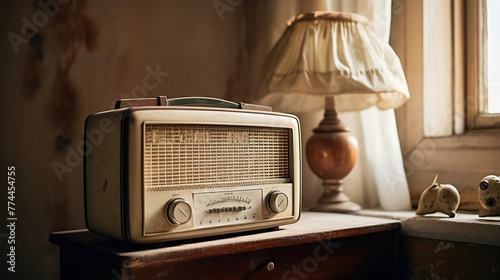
{"left": 486, "top": 0, "right": 500, "bottom": 114}
{"left": 466, "top": 0, "right": 500, "bottom": 129}
{"left": 391, "top": 0, "right": 500, "bottom": 211}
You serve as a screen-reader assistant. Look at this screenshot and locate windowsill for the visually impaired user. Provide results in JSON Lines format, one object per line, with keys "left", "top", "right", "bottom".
{"left": 418, "top": 133, "right": 500, "bottom": 149}
{"left": 464, "top": 128, "right": 500, "bottom": 135}
{"left": 356, "top": 209, "right": 500, "bottom": 247}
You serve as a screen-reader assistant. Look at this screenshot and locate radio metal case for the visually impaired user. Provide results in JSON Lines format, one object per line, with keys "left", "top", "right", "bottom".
{"left": 84, "top": 97, "right": 301, "bottom": 243}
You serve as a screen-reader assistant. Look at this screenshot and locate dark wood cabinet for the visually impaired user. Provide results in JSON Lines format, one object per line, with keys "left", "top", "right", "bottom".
{"left": 50, "top": 212, "right": 401, "bottom": 279}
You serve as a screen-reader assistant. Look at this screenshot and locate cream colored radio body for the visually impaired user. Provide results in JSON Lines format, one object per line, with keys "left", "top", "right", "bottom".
{"left": 84, "top": 97, "right": 301, "bottom": 243}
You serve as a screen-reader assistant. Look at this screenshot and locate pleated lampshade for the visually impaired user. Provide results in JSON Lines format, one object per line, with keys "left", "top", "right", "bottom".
{"left": 256, "top": 11, "right": 409, "bottom": 113}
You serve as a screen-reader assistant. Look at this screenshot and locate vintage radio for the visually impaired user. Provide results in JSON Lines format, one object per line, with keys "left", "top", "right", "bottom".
{"left": 84, "top": 96, "right": 301, "bottom": 243}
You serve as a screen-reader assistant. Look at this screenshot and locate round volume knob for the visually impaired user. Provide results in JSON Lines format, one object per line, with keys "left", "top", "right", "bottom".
{"left": 165, "top": 198, "right": 192, "bottom": 225}
{"left": 267, "top": 191, "right": 289, "bottom": 213}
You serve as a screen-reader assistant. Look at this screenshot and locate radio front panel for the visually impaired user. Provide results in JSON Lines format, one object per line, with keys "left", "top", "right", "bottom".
{"left": 85, "top": 105, "right": 301, "bottom": 243}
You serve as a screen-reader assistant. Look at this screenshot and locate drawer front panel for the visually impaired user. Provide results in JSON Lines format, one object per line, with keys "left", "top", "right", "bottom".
{"left": 129, "top": 231, "right": 396, "bottom": 280}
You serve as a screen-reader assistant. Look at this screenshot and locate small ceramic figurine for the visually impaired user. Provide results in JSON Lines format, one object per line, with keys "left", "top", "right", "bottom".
{"left": 416, "top": 175, "right": 460, "bottom": 218}
{"left": 478, "top": 175, "right": 500, "bottom": 217}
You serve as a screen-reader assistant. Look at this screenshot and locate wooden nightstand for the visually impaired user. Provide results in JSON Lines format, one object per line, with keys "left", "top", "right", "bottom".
{"left": 50, "top": 212, "right": 401, "bottom": 279}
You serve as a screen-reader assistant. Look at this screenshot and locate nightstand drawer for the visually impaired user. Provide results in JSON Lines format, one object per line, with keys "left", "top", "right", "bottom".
{"left": 130, "top": 232, "right": 396, "bottom": 279}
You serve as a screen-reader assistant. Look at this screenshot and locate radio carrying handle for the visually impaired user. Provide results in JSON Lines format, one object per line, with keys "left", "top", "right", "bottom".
{"left": 114, "top": 96, "right": 272, "bottom": 111}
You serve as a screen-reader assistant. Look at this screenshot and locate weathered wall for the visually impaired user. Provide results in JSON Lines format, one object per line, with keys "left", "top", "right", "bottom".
{"left": 0, "top": 0, "right": 246, "bottom": 279}
{"left": 397, "top": 236, "right": 500, "bottom": 279}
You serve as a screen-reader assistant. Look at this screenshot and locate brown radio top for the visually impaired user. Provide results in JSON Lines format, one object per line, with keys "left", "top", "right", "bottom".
{"left": 114, "top": 96, "right": 272, "bottom": 112}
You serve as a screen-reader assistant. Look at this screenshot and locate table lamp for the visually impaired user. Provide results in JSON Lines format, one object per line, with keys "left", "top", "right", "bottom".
{"left": 255, "top": 11, "right": 409, "bottom": 213}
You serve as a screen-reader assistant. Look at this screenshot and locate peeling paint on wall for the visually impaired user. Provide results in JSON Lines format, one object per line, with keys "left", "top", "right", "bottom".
{"left": 433, "top": 241, "right": 455, "bottom": 253}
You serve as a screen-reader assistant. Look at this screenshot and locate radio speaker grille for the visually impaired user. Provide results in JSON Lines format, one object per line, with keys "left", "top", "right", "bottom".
{"left": 143, "top": 124, "right": 290, "bottom": 191}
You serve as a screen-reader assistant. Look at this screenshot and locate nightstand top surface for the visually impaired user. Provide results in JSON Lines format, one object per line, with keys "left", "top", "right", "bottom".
{"left": 50, "top": 212, "right": 401, "bottom": 268}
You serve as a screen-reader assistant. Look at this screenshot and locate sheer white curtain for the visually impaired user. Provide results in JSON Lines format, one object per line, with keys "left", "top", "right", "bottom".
{"left": 246, "top": 0, "right": 411, "bottom": 210}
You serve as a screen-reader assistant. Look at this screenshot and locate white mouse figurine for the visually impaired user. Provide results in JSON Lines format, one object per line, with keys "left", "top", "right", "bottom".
{"left": 478, "top": 175, "right": 500, "bottom": 217}
{"left": 416, "top": 175, "right": 460, "bottom": 218}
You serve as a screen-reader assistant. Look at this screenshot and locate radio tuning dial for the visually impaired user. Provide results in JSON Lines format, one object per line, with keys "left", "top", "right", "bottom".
{"left": 267, "top": 191, "right": 289, "bottom": 213}
{"left": 165, "top": 199, "right": 192, "bottom": 225}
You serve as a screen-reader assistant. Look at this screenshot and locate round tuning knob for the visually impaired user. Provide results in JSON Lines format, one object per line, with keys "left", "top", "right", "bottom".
{"left": 165, "top": 198, "right": 192, "bottom": 225}
{"left": 267, "top": 191, "right": 289, "bottom": 213}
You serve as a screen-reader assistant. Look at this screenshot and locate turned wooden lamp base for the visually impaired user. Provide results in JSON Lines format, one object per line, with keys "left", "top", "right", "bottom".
{"left": 311, "top": 180, "right": 361, "bottom": 213}
{"left": 307, "top": 97, "right": 360, "bottom": 213}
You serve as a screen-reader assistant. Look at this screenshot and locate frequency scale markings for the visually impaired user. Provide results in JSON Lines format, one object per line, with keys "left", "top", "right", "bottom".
{"left": 193, "top": 190, "right": 263, "bottom": 227}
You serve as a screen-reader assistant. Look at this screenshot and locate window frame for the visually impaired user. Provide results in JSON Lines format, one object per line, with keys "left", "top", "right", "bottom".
{"left": 391, "top": 0, "right": 500, "bottom": 211}
{"left": 465, "top": 0, "right": 500, "bottom": 130}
